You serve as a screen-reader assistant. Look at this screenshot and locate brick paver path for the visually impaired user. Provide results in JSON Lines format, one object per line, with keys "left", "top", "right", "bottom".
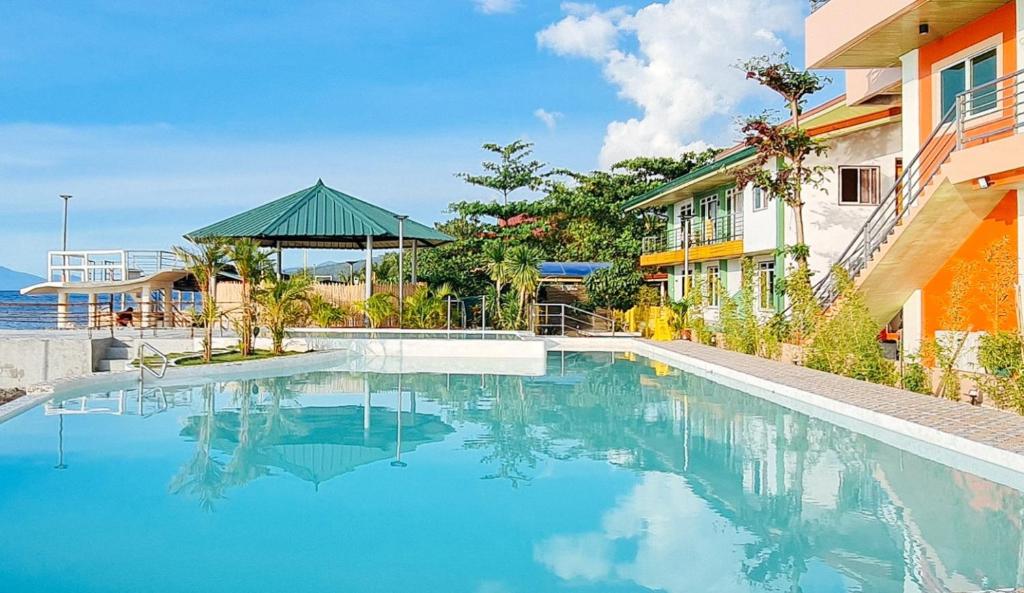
{"left": 641, "top": 339, "right": 1024, "bottom": 456}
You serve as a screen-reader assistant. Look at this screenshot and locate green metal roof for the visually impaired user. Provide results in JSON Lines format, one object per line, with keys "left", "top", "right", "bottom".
{"left": 623, "top": 147, "right": 757, "bottom": 211}
{"left": 185, "top": 179, "right": 453, "bottom": 249}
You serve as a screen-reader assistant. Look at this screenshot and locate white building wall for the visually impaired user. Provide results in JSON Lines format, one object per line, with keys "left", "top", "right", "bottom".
{"left": 742, "top": 160, "right": 780, "bottom": 255}
{"left": 801, "top": 121, "right": 902, "bottom": 281}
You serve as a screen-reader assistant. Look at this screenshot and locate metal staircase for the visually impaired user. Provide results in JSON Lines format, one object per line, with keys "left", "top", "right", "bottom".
{"left": 813, "top": 69, "right": 1024, "bottom": 311}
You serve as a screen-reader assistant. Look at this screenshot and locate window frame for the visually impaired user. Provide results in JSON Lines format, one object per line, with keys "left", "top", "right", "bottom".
{"left": 752, "top": 187, "right": 768, "bottom": 212}
{"left": 932, "top": 36, "right": 1002, "bottom": 126}
{"left": 706, "top": 265, "right": 720, "bottom": 308}
{"left": 756, "top": 261, "right": 775, "bottom": 312}
{"left": 940, "top": 47, "right": 999, "bottom": 119}
{"left": 677, "top": 201, "right": 693, "bottom": 226}
{"left": 838, "top": 165, "right": 881, "bottom": 206}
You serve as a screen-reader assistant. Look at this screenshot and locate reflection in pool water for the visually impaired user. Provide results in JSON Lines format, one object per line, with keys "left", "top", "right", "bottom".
{"left": 0, "top": 352, "right": 1021, "bottom": 593}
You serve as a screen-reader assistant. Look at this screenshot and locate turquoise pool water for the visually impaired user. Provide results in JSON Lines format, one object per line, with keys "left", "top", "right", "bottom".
{"left": 1, "top": 352, "right": 1022, "bottom": 592}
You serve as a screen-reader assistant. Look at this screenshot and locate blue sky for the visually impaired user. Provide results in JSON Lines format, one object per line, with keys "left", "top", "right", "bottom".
{"left": 0, "top": 0, "right": 827, "bottom": 275}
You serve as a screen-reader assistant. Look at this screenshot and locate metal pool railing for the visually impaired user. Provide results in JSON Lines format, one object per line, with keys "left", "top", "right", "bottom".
{"left": 529, "top": 303, "right": 617, "bottom": 336}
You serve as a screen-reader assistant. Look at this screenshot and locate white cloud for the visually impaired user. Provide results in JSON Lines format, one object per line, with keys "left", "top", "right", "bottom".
{"left": 474, "top": 0, "right": 520, "bottom": 14}
{"left": 535, "top": 4, "right": 624, "bottom": 60}
{"left": 538, "top": 0, "right": 804, "bottom": 167}
{"left": 534, "top": 473, "right": 758, "bottom": 593}
{"left": 534, "top": 108, "right": 563, "bottom": 130}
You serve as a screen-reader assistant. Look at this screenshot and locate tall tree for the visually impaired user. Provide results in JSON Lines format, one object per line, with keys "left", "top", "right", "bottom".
{"left": 457, "top": 140, "right": 548, "bottom": 205}
{"left": 226, "top": 239, "right": 272, "bottom": 357}
{"left": 174, "top": 240, "right": 228, "bottom": 363}
{"left": 735, "top": 54, "right": 829, "bottom": 270}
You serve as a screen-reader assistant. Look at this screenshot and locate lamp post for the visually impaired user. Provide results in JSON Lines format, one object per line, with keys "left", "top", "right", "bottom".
{"left": 60, "top": 194, "right": 72, "bottom": 282}
{"left": 395, "top": 215, "right": 407, "bottom": 328}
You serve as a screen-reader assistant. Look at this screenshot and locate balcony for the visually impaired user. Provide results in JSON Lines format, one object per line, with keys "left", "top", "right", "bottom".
{"left": 46, "top": 250, "right": 185, "bottom": 284}
{"left": 806, "top": 0, "right": 1011, "bottom": 69}
{"left": 640, "top": 214, "right": 744, "bottom": 268}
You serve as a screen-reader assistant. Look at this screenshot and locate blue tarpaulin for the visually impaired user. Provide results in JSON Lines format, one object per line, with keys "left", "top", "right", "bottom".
{"left": 538, "top": 262, "right": 610, "bottom": 279}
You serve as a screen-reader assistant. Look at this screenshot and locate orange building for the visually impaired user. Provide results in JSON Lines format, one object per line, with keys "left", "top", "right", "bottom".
{"left": 806, "top": 0, "right": 1024, "bottom": 369}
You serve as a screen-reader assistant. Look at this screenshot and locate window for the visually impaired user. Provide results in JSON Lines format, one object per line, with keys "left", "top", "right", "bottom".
{"left": 757, "top": 261, "right": 775, "bottom": 311}
{"left": 678, "top": 202, "right": 693, "bottom": 226}
{"left": 839, "top": 166, "right": 880, "bottom": 205}
{"left": 752, "top": 187, "right": 767, "bottom": 211}
{"left": 700, "top": 194, "right": 718, "bottom": 220}
{"left": 940, "top": 48, "right": 998, "bottom": 118}
{"left": 706, "top": 266, "right": 720, "bottom": 308}
{"left": 725, "top": 187, "right": 740, "bottom": 212}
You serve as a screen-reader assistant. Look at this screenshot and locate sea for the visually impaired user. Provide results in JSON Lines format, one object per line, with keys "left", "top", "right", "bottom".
{"left": 0, "top": 290, "right": 117, "bottom": 330}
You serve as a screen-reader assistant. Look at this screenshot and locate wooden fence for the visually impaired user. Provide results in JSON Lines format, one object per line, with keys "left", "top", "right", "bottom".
{"left": 214, "top": 281, "right": 422, "bottom": 328}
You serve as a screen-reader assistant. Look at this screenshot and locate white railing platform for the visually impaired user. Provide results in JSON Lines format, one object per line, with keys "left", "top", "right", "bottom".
{"left": 47, "top": 249, "right": 183, "bottom": 284}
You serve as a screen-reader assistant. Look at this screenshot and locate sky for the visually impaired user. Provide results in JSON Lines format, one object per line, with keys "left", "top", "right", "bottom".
{"left": 0, "top": 0, "right": 833, "bottom": 276}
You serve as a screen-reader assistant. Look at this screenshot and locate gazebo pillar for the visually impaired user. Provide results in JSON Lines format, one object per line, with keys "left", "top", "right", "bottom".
{"left": 395, "top": 215, "right": 407, "bottom": 327}
{"left": 275, "top": 241, "right": 283, "bottom": 278}
{"left": 365, "top": 235, "right": 373, "bottom": 327}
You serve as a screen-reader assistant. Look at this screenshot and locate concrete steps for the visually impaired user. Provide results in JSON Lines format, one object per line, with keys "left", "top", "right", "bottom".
{"left": 96, "top": 339, "right": 134, "bottom": 373}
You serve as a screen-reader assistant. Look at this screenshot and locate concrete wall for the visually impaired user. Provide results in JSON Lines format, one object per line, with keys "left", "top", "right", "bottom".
{"left": 0, "top": 337, "right": 106, "bottom": 389}
{"left": 801, "top": 121, "right": 903, "bottom": 280}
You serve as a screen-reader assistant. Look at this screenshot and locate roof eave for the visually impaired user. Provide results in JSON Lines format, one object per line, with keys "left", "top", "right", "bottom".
{"left": 624, "top": 148, "right": 757, "bottom": 212}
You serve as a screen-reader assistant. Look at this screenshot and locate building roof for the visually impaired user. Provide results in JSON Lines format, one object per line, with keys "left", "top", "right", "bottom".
{"left": 185, "top": 179, "right": 454, "bottom": 249}
{"left": 623, "top": 147, "right": 757, "bottom": 211}
{"left": 539, "top": 262, "right": 610, "bottom": 279}
{"left": 623, "top": 94, "right": 902, "bottom": 212}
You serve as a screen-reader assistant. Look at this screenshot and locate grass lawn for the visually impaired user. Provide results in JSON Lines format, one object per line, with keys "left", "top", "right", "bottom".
{"left": 131, "top": 350, "right": 299, "bottom": 367}
{"left": 175, "top": 350, "right": 297, "bottom": 366}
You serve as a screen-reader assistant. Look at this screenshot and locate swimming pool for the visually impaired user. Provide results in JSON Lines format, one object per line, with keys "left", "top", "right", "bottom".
{"left": 1, "top": 351, "right": 1021, "bottom": 592}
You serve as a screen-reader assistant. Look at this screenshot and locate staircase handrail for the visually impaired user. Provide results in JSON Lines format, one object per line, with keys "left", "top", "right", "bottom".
{"left": 814, "top": 68, "right": 1024, "bottom": 306}
{"left": 811, "top": 100, "right": 960, "bottom": 305}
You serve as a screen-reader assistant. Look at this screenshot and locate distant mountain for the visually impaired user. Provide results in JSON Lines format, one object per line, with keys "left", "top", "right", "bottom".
{"left": 0, "top": 266, "right": 44, "bottom": 291}
{"left": 285, "top": 256, "right": 385, "bottom": 280}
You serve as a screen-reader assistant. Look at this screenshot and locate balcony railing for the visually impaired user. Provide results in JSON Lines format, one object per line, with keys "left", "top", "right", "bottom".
{"left": 642, "top": 213, "right": 744, "bottom": 255}
{"left": 48, "top": 249, "right": 185, "bottom": 283}
{"left": 809, "top": 0, "right": 831, "bottom": 12}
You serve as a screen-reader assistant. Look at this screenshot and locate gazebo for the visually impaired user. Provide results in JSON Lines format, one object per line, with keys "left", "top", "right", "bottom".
{"left": 185, "top": 179, "right": 453, "bottom": 308}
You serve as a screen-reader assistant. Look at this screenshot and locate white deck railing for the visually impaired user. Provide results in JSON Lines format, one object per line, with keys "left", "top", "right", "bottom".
{"left": 47, "top": 249, "right": 184, "bottom": 283}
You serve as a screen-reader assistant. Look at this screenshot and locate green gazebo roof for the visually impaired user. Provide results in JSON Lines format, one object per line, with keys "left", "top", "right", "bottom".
{"left": 185, "top": 179, "right": 453, "bottom": 249}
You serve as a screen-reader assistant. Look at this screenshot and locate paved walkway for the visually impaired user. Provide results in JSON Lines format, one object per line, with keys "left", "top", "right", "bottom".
{"left": 642, "top": 339, "right": 1024, "bottom": 456}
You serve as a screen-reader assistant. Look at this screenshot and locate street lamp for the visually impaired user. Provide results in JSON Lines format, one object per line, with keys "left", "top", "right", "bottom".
{"left": 60, "top": 194, "right": 72, "bottom": 282}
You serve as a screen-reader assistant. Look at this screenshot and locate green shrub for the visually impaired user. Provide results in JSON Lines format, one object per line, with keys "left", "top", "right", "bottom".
{"left": 900, "top": 359, "right": 932, "bottom": 395}
{"left": 977, "top": 330, "right": 1024, "bottom": 412}
{"left": 805, "top": 267, "right": 895, "bottom": 386}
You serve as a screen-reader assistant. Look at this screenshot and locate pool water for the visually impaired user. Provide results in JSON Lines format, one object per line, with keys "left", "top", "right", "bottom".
{"left": 1, "top": 352, "right": 1022, "bottom": 593}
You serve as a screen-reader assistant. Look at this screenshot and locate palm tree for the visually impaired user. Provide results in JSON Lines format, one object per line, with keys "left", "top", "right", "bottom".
{"left": 505, "top": 244, "right": 541, "bottom": 328}
{"left": 372, "top": 254, "right": 399, "bottom": 284}
{"left": 308, "top": 293, "right": 347, "bottom": 328}
{"left": 482, "top": 241, "right": 509, "bottom": 301}
{"left": 403, "top": 283, "right": 456, "bottom": 329}
{"left": 357, "top": 292, "right": 397, "bottom": 329}
{"left": 226, "top": 239, "right": 272, "bottom": 357}
{"left": 174, "top": 240, "right": 228, "bottom": 363}
{"left": 255, "top": 273, "right": 313, "bottom": 354}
